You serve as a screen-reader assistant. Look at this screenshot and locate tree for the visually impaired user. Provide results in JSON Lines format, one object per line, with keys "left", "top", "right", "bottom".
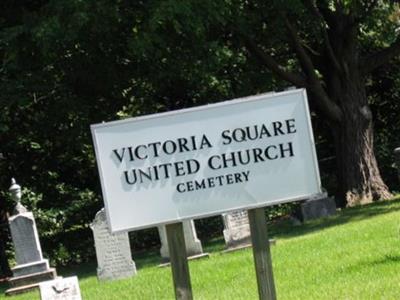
{"left": 1, "top": 0, "right": 400, "bottom": 266}
{"left": 228, "top": 1, "right": 400, "bottom": 206}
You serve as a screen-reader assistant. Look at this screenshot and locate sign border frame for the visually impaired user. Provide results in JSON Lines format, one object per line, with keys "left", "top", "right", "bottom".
{"left": 91, "top": 88, "right": 321, "bottom": 233}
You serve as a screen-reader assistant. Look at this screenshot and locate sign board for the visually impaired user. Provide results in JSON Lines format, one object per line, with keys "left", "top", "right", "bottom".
{"left": 91, "top": 89, "right": 321, "bottom": 232}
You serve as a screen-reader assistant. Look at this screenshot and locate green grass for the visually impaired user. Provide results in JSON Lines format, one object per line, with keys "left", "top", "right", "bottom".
{"left": 2, "top": 196, "right": 400, "bottom": 299}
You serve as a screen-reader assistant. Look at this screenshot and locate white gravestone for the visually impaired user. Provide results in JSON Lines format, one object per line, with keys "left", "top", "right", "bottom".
{"left": 5, "top": 179, "right": 56, "bottom": 296}
{"left": 90, "top": 209, "right": 137, "bottom": 281}
{"left": 39, "top": 276, "right": 82, "bottom": 300}
{"left": 222, "top": 210, "right": 251, "bottom": 249}
{"left": 9, "top": 212, "right": 51, "bottom": 276}
{"left": 158, "top": 220, "right": 203, "bottom": 260}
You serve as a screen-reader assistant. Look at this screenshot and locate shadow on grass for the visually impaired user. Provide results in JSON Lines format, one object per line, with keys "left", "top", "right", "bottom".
{"left": 340, "top": 253, "right": 400, "bottom": 275}
{"left": 268, "top": 198, "right": 400, "bottom": 240}
{"left": 55, "top": 248, "right": 163, "bottom": 281}
{"left": 52, "top": 242, "right": 224, "bottom": 282}
{"left": 57, "top": 261, "right": 97, "bottom": 280}
{"left": 133, "top": 249, "right": 162, "bottom": 269}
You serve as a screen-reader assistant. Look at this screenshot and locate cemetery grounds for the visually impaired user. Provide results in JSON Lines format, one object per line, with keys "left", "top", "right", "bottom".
{"left": 1, "top": 196, "right": 400, "bottom": 299}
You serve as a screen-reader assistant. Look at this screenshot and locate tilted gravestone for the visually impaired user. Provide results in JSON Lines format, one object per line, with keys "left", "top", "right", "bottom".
{"left": 158, "top": 220, "right": 207, "bottom": 262}
{"left": 91, "top": 209, "right": 137, "bottom": 281}
{"left": 39, "top": 276, "right": 82, "bottom": 300}
{"left": 5, "top": 179, "right": 57, "bottom": 296}
{"left": 296, "top": 191, "right": 336, "bottom": 222}
{"left": 222, "top": 210, "right": 251, "bottom": 250}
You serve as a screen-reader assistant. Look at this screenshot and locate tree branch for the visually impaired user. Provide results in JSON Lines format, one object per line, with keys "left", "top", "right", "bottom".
{"left": 284, "top": 16, "right": 343, "bottom": 123}
{"left": 361, "top": 35, "right": 400, "bottom": 74}
{"left": 242, "top": 36, "right": 306, "bottom": 87}
{"left": 301, "top": 0, "right": 341, "bottom": 71}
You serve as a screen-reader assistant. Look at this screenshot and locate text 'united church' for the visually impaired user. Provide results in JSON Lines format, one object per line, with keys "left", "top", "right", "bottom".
{"left": 112, "top": 119, "right": 297, "bottom": 193}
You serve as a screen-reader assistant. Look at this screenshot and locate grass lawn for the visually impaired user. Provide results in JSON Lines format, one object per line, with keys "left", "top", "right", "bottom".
{"left": 1, "top": 196, "right": 400, "bottom": 299}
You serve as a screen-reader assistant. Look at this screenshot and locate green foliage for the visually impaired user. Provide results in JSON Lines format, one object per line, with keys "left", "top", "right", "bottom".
{"left": 1, "top": 0, "right": 400, "bottom": 264}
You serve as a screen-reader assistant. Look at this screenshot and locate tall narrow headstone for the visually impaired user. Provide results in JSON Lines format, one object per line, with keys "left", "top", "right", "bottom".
{"left": 222, "top": 210, "right": 252, "bottom": 250}
{"left": 90, "top": 209, "right": 136, "bottom": 281}
{"left": 158, "top": 220, "right": 206, "bottom": 261}
{"left": 5, "top": 179, "right": 57, "bottom": 296}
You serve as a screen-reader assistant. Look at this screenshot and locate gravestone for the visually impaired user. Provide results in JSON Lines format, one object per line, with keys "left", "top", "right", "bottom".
{"left": 6, "top": 179, "right": 57, "bottom": 296}
{"left": 222, "top": 210, "right": 251, "bottom": 250}
{"left": 90, "top": 209, "right": 137, "bottom": 281}
{"left": 296, "top": 191, "right": 336, "bottom": 222}
{"left": 39, "top": 276, "right": 82, "bottom": 300}
{"left": 158, "top": 220, "right": 207, "bottom": 262}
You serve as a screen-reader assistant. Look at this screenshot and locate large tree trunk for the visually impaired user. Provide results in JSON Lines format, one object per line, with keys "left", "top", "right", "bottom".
{"left": 320, "top": 16, "right": 392, "bottom": 206}
{"left": 329, "top": 74, "right": 392, "bottom": 207}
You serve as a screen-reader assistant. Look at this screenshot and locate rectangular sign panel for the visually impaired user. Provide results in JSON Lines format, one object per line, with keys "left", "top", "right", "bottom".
{"left": 91, "top": 89, "right": 321, "bottom": 232}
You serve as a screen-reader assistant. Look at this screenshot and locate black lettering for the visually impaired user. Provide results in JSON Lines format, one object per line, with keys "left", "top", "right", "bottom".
{"left": 265, "top": 145, "right": 278, "bottom": 160}
{"left": 187, "top": 159, "right": 200, "bottom": 174}
{"left": 272, "top": 121, "right": 285, "bottom": 136}
{"left": 245, "top": 126, "right": 258, "bottom": 141}
{"left": 208, "top": 155, "right": 221, "bottom": 170}
{"left": 221, "top": 130, "right": 232, "bottom": 145}
{"left": 286, "top": 119, "right": 297, "bottom": 134}
{"left": 148, "top": 142, "right": 162, "bottom": 157}
{"left": 174, "top": 161, "right": 186, "bottom": 176}
{"left": 216, "top": 175, "right": 224, "bottom": 185}
{"left": 195, "top": 180, "right": 206, "bottom": 189}
{"left": 252, "top": 148, "right": 264, "bottom": 163}
{"left": 128, "top": 147, "right": 134, "bottom": 161}
{"left": 159, "top": 163, "right": 173, "bottom": 178}
{"left": 280, "top": 142, "right": 294, "bottom": 157}
{"left": 234, "top": 173, "right": 242, "bottom": 182}
{"left": 199, "top": 134, "right": 213, "bottom": 149}
{"left": 176, "top": 183, "right": 186, "bottom": 193}
{"left": 134, "top": 145, "right": 148, "bottom": 160}
{"left": 187, "top": 181, "right": 194, "bottom": 191}
{"left": 153, "top": 165, "right": 160, "bottom": 181}
{"left": 190, "top": 136, "right": 197, "bottom": 150}
{"left": 177, "top": 138, "right": 190, "bottom": 152}
{"left": 259, "top": 124, "right": 271, "bottom": 139}
{"left": 226, "top": 174, "right": 234, "bottom": 184}
{"left": 123, "top": 169, "right": 137, "bottom": 184}
{"left": 163, "top": 140, "right": 177, "bottom": 155}
{"left": 138, "top": 168, "right": 152, "bottom": 183}
{"left": 242, "top": 171, "right": 250, "bottom": 181}
{"left": 113, "top": 148, "right": 126, "bottom": 163}
{"left": 232, "top": 128, "right": 247, "bottom": 142}
{"left": 222, "top": 152, "right": 237, "bottom": 168}
{"left": 238, "top": 150, "right": 251, "bottom": 165}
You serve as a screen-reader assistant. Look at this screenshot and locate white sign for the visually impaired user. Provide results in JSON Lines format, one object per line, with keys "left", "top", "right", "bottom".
{"left": 91, "top": 89, "right": 321, "bottom": 232}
